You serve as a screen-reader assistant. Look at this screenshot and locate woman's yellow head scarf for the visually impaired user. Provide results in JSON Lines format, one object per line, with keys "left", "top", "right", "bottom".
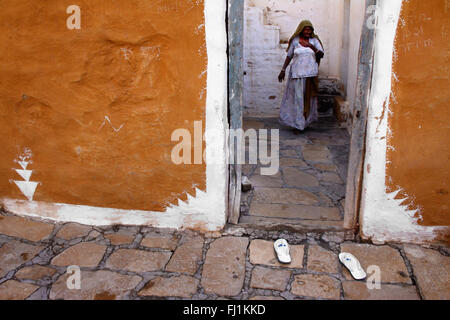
{"left": 287, "top": 20, "right": 323, "bottom": 52}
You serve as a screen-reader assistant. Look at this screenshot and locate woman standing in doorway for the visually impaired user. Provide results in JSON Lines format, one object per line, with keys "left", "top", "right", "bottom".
{"left": 278, "top": 20, "right": 324, "bottom": 132}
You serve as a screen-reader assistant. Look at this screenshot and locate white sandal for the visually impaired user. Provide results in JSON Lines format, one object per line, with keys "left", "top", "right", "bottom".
{"left": 274, "top": 239, "right": 291, "bottom": 264}
{"left": 339, "top": 252, "right": 366, "bottom": 280}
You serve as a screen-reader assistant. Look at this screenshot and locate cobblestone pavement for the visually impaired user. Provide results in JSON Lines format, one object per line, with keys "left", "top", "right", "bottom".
{"left": 0, "top": 211, "right": 449, "bottom": 300}
{"left": 240, "top": 116, "right": 349, "bottom": 230}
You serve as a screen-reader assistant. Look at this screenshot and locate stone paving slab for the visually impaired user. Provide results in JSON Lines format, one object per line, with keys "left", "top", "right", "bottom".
{"left": 49, "top": 270, "right": 142, "bottom": 300}
{"left": 0, "top": 215, "right": 54, "bottom": 242}
{"left": 51, "top": 242, "right": 107, "bottom": 268}
{"left": 15, "top": 265, "right": 57, "bottom": 281}
{"left": 0, "top": 280, "right": 39, "bottom": 300}
{"left": 291, "top": 274, "right": 341, "bottom": 300}
{"left": 307, "top": 245, "right": 339, "bottom": 274}
{"left": 239, "top": 216, "right": 345, "bottom": 232}
{"left": 249, "top": 296, "right": 285, "bottom": 300}
{"left": 242, "top": 164, "right": 255, "bottom": 177}
{"left": 165, "top": 236, "right": 204, "bottom": 275}
{"left": 138, "top": 275, "right": 199, "bottom": 298}
{"left": 280, "top": 158, "right": 308, "bottom": 168}
{"left": 243, "top": 119, "right": 265, "bottom": 130}
{"left": 404, "top": 245, "right": 450, "bottom": 300}
{"left": 283, "top": 167, "right": 319, "bottom": 187}
{"left": 321, "top": 232, "right": 346, "bottom": 243}
{"left": 249, "top": 172, "right": 284, "bottom": 188}
{"left": 249, "top": 203, "right": 341, "bottom": 221}
{"left": 249, "top": 239, "right": 304, "bottom": 269}
{"left": 250, "top": 266, "right": 291, "bottom": 291}
{"left": 105, "top": 232, "right": 136, "bottom": 245}
{"left": 141, "top": 235, "right": 178, "bottom": 251}
{"left": 201, "top": 237, "right": 248, "bottom": 296}
{"left": 318, "top": 192, "right": 335, "bottom": 206}
{"left": 106, "top": 249, "right": 172, "bottom": 273}
{"left": 310, "top": 136, "right": 349, "bottom": 146}
{"left": 302, "top": 148, "right": 332, "bottom": 163}
{"left": 302, "top": 145, "right": 331, "bottom": 153}
{"left": 314, "top": 163, "right": 338, "bottom": 172}
{"left": 252, "top": 187, "right": 319, "bottom": 206}
{"left": 56, "top": 223, "right": 92, "bottom": 240}
{"left": 340, "top": 243, "right": 411, "bottom": 284}
{"left": 280, "top": 149, "right": 300, "bottom": 158}
{"left": 319, "top": 172, "right": 343, "bottom": 184}
{"left": 342, "top": 281, "right": 420, "bottom": 300}
{"left": 281, "top": 138, "right": 309, "bottom": 147}
{"left": 0, "top": 241, "right": 44, "bottom": 278}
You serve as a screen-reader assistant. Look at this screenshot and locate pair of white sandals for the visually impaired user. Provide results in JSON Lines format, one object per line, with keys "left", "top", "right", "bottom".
{"left": 274, "top": 239, "right": 366, "bottom": 280}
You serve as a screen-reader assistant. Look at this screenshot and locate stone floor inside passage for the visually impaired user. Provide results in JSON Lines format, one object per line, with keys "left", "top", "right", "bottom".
{"left": 240, "top": 115, "right": 349, "bottom": 231}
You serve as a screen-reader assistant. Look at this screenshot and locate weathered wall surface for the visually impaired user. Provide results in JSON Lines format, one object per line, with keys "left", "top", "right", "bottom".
{"left": 386, "top": 0, "right": 449, "bottom": 229}
{"left": 361, "top": 0, "right": 449, "bottom": 244}
{"left": 243, "top": 5, "right": 286, "bottom": 117}
{"left": 345, "top": 0, "right": 366, "bottom": 123}
{"left": 246, "top": 0, "right": 344, "bottom": 77}
{"left": 0, "top": 0, "right": 229, "bottom": 231}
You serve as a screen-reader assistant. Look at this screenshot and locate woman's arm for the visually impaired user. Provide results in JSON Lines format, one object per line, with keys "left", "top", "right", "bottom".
{"left": 310, "top": 38, "right": 324, "bottom": 63}
{"left": 315, "top": 50, "right": 324, "bottom": 63}
{"left": 279, "top": 39, "right": 296, "bottom": 82}
{"left": 278, "top": 56, "right": 292, "bottom": 82}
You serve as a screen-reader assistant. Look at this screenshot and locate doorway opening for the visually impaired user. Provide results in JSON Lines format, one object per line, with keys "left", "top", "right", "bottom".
{"left": 228, "top": 0, "right": 375, "bottom": 233}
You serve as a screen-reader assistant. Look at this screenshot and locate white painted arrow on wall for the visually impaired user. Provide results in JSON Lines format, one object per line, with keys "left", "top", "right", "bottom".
{"left": 15, "top": 169, "right": 32, "bottom": 181}
{"left": 18, "top": 161, "right": 29, "bottom": 170}
{"left": 13, "top": 149, "right": 39, "bottom": 201}
{"left": 13, "top": 181, "right": 39, "bottom": 201}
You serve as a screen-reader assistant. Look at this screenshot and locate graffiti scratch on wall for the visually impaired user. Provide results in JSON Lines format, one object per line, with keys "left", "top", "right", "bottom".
{"left": 99, "top": 116, "right": 125, "bottom": 133}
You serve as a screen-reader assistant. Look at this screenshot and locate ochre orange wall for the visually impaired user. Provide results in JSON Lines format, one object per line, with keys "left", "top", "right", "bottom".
{"left": 0, "top": 0, "right": 206, "bottom": 211}
{"left": 386, "top": 0, "right": 449, "bottom": 226}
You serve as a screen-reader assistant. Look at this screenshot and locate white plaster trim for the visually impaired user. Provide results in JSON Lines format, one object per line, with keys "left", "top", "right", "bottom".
{"left": 1, "top": 0, "right": 228, "bottom": 231}
{"left": 360, "top": 0, "right": 446, "bottom": 244}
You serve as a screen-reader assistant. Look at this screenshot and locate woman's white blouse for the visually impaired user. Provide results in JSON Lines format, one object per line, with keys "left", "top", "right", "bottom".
{"left": 287, "top": 36, "right": 324, "bottom": 78}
